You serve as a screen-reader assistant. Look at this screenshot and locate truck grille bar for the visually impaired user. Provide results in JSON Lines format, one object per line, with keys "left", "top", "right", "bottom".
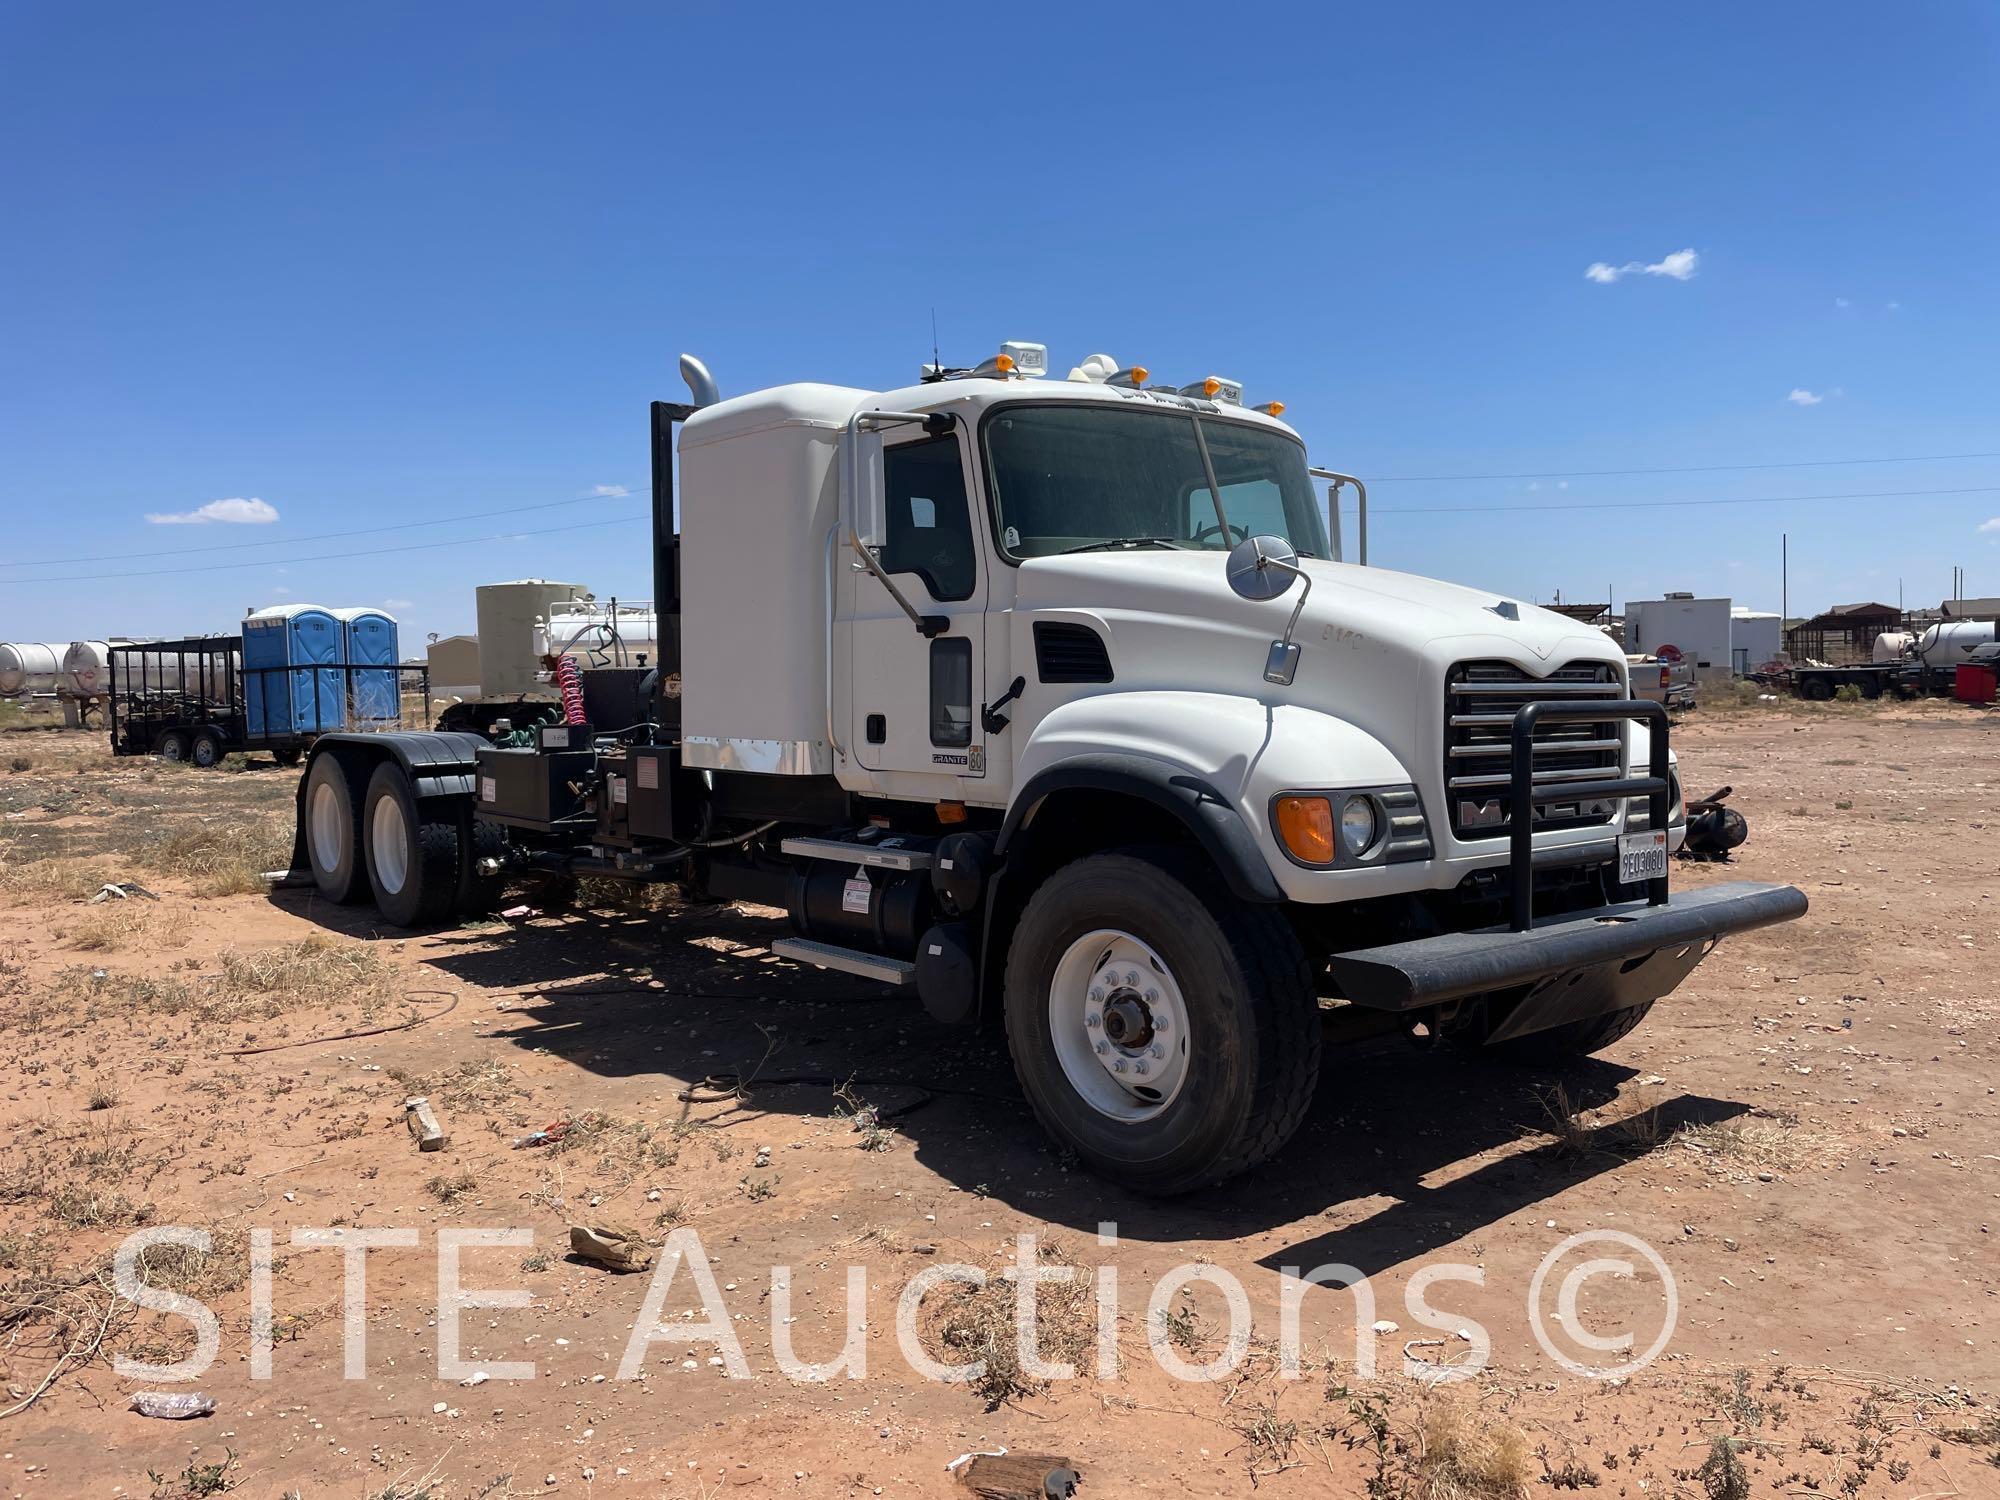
{"left": 1443, "top": 660, "right": 1625, "bottom": 837}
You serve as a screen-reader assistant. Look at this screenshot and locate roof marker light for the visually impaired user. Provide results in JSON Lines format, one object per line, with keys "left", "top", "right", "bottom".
{"left": 1178, "top": 375, "right": 1243, "bottom": 404}
{"left": 1257, "top": 400, "right": 1286, "bottom": 417}
{"left": 1107, "top": 365, "right": 1150, "bottom": 388}
{"left": 973, "top": 341, "right": 1047, "bottom": 380}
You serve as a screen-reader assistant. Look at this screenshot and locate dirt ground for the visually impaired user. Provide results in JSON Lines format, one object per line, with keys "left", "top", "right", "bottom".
{"left": 2, "top": 695, "right": 1998, "bottom": 1499}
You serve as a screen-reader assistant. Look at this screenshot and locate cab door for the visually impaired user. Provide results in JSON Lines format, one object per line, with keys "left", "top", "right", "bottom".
{"left": 845, "top": 428, "right": 991, "bottom": 796}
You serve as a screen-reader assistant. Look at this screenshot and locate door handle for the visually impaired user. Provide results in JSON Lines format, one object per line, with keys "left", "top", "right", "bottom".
{"left": 980, "top": 676, "right": 1027, "bottom": 735}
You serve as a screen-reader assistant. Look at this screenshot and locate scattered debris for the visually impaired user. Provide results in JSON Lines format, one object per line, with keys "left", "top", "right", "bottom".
{"left": 1682, "top": 785, "right": 1751, "bottom": 861}
{"left": 89, "top": 881, "right": 158, "bottom": 903}
{"left": 570, "top": 1222, "right": 654, "bottom": 1273}
{"left": 954, "top": 1452, "right": 1079, "bottom": 1500}
{"left": 130, "top": 1391, "right": 216, "bottom": 1420}
{"left": 512, "top": 1119, "right": 571, "bottom": 1149}
{"left": 404, "top": 1095, "right": 448, "bottom": 1152}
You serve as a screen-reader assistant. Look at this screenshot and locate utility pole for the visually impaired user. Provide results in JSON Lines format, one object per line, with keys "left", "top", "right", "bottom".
{"left": 1781, "top": 533, "right": 1788, "bottom": 632}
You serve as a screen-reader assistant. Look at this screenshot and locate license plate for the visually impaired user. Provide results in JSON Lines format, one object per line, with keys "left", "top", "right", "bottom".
{"left": 1619, "top": 829, "right": 1668, "bottom": 884}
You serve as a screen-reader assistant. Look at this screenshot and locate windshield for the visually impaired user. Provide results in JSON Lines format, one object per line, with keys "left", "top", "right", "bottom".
{"left": 982, "top": 403, "right": 1330, "bottom": 560}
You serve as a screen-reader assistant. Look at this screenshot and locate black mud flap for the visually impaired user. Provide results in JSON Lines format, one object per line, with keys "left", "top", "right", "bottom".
{"left": 1326, "top": 880, "right": 1806, "bottom": 1039}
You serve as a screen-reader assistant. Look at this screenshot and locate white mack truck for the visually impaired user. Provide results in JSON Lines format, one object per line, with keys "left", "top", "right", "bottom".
{"left": 290, "top": 342, "right": 1806, "bottom": 1194}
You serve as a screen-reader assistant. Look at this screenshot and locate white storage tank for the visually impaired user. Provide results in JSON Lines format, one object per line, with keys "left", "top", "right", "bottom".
{"left": 1916, "top": 620, "right": 1998, "bottom": 667}
{"left": 0, "top": 642, "right": 63, "bottom": 696}
{"left": 539, "top": 601, "right": 659, "bottom": 670}
{"left": 1872, "top": 630, "right": 1915, "bottom": 664}
{"left": 475, "top": 579, "right": 591, "bottom": 699}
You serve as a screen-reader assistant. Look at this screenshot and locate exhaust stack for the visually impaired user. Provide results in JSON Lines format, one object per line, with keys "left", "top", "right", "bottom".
{"left": 679, "top": 354, "right": 720, "bottom": 408}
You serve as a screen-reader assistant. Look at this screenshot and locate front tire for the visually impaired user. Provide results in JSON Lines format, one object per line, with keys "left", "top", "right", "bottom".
{"left": 1003, "top": 847, "right": 1320, "bottom": 1195}
{"left": 1481, "top": 999, "right": 1656, "bottom": 1065}
{"left": 362, "top": 763, "right": 460, "bottom": 928}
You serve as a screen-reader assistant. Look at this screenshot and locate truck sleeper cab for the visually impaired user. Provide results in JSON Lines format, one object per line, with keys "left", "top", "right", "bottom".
{"left": 291, "top": 345, "right": 1806, "bottom": 1195}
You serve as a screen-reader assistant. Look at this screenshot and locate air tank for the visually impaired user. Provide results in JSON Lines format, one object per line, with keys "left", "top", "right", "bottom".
{"left": 0, "top": 642, "right": 63, "bottom": 696}
{"left": 1872, "top": 630, "right": 1914, "bottom": 664}
{"left": 1916, "top": 621, "right": 1998, "bottom": 667}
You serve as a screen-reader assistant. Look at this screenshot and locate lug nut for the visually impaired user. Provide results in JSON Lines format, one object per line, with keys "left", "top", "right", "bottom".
{"left": 1094, "top": 1040, "right": 1109, "bottom": 1055}
{"left": 1154, "top": 1015, "right": 1169, "bottom": 1032}
{"left": 1150, "top": 1044, "right": 1164, "bottom": 1059}
{"left": 1111, "top": 1059, "right": 1127, "bottom": 1073}
{"left": 1089, "top": 987, "right": 1104, "bottom": 1003}
{"left": 1085, "top": 1012, "right": 1100, "bottom": 1028}
{"left": 1134, "top": 1062, "right": 1149, "bottom": 1076}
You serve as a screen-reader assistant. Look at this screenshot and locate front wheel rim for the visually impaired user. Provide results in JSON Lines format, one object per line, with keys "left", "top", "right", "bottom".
{"left": 1047, "top": 929, "right": 1192, "bottom": 1123}
{"left": 370, "top": 795, "right": 409, "bottom": 895}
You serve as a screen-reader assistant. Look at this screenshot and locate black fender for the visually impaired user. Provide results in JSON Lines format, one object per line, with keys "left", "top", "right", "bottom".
{"left": 288, "top": 731, "right": 490, "bottom": 878}
{"left": 996, "top": 753, "right": 1285, "bottom": 904}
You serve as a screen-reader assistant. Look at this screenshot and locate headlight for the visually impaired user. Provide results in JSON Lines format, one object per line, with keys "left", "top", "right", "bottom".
{"left": 1339, "top": 795, "right": 1380, "bottom": 856}
{"left": 1272, "top": 786, "right": 1429, "bottom": 868}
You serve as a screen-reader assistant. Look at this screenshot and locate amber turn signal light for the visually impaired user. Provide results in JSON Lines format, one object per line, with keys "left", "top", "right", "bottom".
{"left": 1274, "top": 795, "right": 1335, "bottom": 865}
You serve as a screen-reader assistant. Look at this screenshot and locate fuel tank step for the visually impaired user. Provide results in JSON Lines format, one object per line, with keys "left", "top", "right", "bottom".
{"left": 769, "top": 937, "right": 916, "bottom": 987}
{"left": 779, "top": 835, "right": 933, "bottom": 872}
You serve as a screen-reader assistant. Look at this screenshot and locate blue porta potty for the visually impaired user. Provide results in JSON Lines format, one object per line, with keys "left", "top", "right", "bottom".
{"left": 336, "top": 607, "right": 400, "bottom": 725}
{"left": 243, "top": 604, "right": 346, "bottom": 737}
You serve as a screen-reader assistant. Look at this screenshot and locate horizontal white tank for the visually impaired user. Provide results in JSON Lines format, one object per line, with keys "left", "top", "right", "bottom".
{"left": 1916, "top": 621, "right": 1998, "bottom": 667}
{"left": 1873, "top": 630, "right": 1914, "bottom": 664}
{"left": 0, "top": 642, "right": 63, "bottom": 696}
{"left": 68, "top": 638, "right": 230, "bottom": 698}
{"left": 538, "top": 603, "right": 660, "bottom": 671}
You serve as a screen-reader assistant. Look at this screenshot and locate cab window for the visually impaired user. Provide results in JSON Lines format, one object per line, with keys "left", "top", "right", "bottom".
{"left": 881, "top": 436, "right": 976, "bottom": 601}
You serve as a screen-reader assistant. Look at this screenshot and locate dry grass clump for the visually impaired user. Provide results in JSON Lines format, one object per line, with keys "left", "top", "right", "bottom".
{"left": 142, "top": 816, "right": 290, "bottom": 897}
{"left": 928, "top": 1243, "right": 1096, "bottom": 1407}
{"left": 214, "top": 934, "right": 398, "bottom": 1021}
{"left": 393, "top": 1056, "right": 527, "bottom": 1114}
{"left": 1674, "top": 1113, "right": 1835, "bottom": 1178}
{"left": 59, "top": 902, "right": 193, "bottom": 953}
{"left": 1414, "top": 1399, "right": 1533, "bottom": 1500}
{"left": 0, "top": 852, "right": 125, "bottom": 905}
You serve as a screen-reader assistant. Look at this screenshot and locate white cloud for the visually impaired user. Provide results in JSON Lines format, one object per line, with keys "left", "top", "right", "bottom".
{"left": 1786, "top": 388, "right": 1825, "bottom": 406}
{"left": 1979, "top": 517, "right": 2000, "bottom": 534}
{"left": 1834, "top": 297, "right": 1851, "bottom": 308}
{"left": 269, "top": 585, "right": 292, "bottom": 597}
{"left": 1584, "top": 248, "right": 1699, "bottom": 284}
{"left": 146, "top": 496, "right": 279, "bottom": 526}
{"left": 1885, "top": 300, "right": 1901, "bottom": 310}
{"left": 592, "top": 484, "right": 630, "bottom": 497}
{"left": 383, "top": 597, "right": 415, "bottom": 609}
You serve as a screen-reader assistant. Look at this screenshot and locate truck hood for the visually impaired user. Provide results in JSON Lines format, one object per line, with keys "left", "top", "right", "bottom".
{"left": 1011, "top": 550, "right": 1630, "bottom": 793}
{"left": 1014, "top": 550, "right": 1620, "bottom": 667}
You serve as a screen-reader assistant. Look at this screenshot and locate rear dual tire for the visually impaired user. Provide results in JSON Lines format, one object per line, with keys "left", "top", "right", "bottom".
{"left": 305, "top": 756, "right": 482, "bottom": 926}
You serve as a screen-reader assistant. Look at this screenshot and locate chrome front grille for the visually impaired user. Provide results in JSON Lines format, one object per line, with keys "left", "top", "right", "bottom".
{"left": 1444, "top": 660, "right": 1625, "bottom": 837}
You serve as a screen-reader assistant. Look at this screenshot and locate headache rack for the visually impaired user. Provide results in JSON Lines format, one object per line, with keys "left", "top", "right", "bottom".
{"left": 1444, "top": 660, "right": 1626, "bottom": 837}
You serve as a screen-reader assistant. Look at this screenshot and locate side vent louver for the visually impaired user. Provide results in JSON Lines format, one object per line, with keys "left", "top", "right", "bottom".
{"left": 1033, "top": 622, "right": 1113, "bottom": 684}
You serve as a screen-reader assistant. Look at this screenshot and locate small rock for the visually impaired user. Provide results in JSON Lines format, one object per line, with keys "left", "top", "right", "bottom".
{"left": 1371, "top": 1319, "right": 1399, "bottom": 1335}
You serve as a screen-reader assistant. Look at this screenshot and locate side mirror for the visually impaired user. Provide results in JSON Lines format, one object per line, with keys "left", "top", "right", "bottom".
{"left": 1225, "top": 535, "right": 1312, "bottom": 687}
{"left": 849, "top": 428, "right": 887, "bottom": 547}
{"left": 1225, "top": 535, "right": 1301, "bottom": 601}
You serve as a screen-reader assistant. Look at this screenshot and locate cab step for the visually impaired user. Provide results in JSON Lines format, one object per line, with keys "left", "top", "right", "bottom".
{"left": 778, "top": 835, "right": 933, "bottom": 872}
{"left": 769, "top": 937, "right": 916, "bottom": 987}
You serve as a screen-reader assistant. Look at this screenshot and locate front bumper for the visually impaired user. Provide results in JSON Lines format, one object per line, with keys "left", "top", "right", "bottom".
{"left": 1325, "top": 879, "right": 1807, "bottom": 1042}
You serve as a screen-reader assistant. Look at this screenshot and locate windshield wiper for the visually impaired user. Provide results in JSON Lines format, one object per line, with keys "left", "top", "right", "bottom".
{"left": 1059, "top": 536, "right": 1182, "bottom": 555}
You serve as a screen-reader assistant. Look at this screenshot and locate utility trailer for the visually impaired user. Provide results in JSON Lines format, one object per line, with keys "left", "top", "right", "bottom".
{"left": 288, "top": 344, "right": 1806, "bottom": 1193}
{"left": 1781, "top": 661, "right": 1915, "bottom": 701}
{"left": 108, "top": 636, "right": 429, "bottom": 767}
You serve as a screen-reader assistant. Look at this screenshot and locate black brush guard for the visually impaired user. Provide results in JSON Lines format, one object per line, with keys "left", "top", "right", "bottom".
{"left": 1327, "top": 699, "right": 1807, "bottom": 1042}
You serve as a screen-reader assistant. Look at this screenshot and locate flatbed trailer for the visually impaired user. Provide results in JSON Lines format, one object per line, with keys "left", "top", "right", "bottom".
{"left": 1780, "top": 662, "right": 1915, "bottom": 701}
{"left": 106, "top": 636, "right": 429, "bottom": 767}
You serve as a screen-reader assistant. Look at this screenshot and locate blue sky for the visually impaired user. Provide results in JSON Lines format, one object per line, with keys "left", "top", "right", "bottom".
{"left": 3, "top": 3, "right": 1996, "bottom": 650}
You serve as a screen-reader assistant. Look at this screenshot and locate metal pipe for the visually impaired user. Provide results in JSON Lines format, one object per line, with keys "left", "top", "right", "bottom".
{"left": 1309, "top": 469, "right": 1368, "bottom": 564}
